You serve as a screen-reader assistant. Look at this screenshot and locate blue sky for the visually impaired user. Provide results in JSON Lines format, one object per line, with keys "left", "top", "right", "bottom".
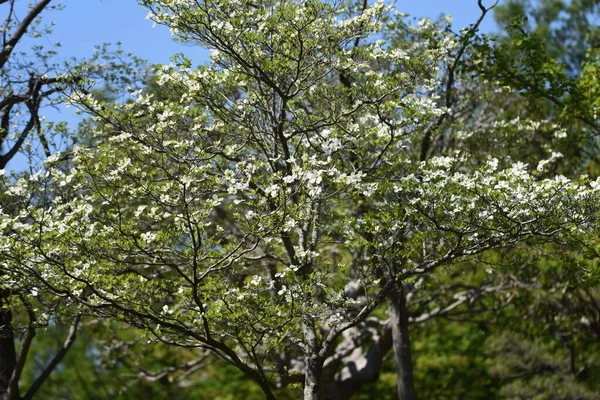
{"left": 47, "top": 0, "right": 498, "bottom": 66}
{"left": 8, "top": 0, "right": 499, "bottom": 171}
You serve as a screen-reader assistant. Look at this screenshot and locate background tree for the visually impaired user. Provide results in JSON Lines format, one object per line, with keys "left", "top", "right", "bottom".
{"left": 374, "top": 0, "right": 600, "bottom": 398}
{"left": 1, "top": 2, "right": 78, "bottom": 398}
{"left": 0, "top": 1, "right": 147, "bottom": 399}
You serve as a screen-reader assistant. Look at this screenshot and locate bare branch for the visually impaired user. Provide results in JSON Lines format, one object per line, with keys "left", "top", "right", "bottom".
{"left": 23, "top": 314, "right": 81, "bottom": 400}
{"left": 0, "top": 0, "right": 53, "bottom": 70}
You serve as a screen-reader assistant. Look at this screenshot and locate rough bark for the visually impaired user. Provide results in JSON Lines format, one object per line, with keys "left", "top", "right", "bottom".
{"left": 387, "top": 285, "right": 416, "bottom": 400}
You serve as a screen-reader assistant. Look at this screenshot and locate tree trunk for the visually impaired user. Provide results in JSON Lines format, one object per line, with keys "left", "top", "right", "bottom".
{"left": 0, "top": 291, "right": 17, "bottom": 400}
{"left": 386, "top": 285, "right": 416, "bottom": 400}
{"left": 302, "top": 315, "right": 323, "bottom": 400}
{"left": 304, "top": 355, "right": 323, "bottom": 400}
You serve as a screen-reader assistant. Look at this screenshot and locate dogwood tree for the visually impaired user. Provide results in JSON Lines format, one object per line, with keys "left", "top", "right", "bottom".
{"left": 1, "top": 0, "right": 599, "bottom": 399}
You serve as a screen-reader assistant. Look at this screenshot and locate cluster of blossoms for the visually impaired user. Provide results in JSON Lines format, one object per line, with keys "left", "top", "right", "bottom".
{"left": 394, "top": 155, "right": 600, "bottom": 246}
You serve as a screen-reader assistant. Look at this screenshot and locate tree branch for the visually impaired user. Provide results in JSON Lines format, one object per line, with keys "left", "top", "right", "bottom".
{"left": 23, "top": 313, "right": 80, "bottom": 400}
{"left": 420, "top": 0, "right": 499, "bottom": 161}
{"left": 0, "top": 0, "right": 52, "bottom": 70}
{"left": 136, "top": 352, "right": 211, "bottom": 383}
{"left": 6, "top": 299, "right": 37, "bottom": 400}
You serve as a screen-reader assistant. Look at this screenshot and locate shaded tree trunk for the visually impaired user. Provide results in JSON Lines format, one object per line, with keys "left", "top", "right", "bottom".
{"left": 0, "top": 290, "right": 17, "bottom": 400}
{"left": 387, "top": 285, "right": 416, "bottom": 400}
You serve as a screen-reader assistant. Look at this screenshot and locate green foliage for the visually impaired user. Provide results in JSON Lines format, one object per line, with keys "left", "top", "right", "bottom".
{"left": 412, "top": 320, "right": 499, "bottom": 400}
